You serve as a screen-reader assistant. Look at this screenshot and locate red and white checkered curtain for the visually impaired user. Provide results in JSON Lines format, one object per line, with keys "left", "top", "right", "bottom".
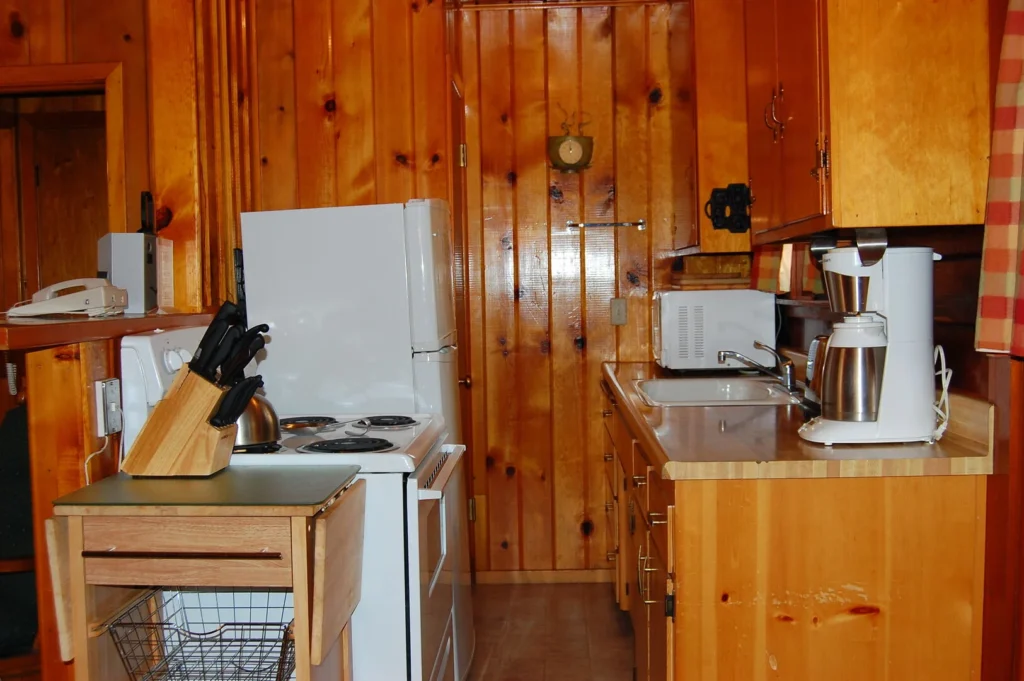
{"left": 977, "top": 0, "right": 1024, "bottom": 355}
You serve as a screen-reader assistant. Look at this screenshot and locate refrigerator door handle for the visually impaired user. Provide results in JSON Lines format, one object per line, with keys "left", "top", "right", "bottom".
{"left": 414, "top": 344, "right": 456, "bottom": 356}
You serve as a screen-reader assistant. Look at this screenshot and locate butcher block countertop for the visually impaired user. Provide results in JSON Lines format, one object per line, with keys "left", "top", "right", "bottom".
{"left": 603, "top": 363, "right": 993, "bottom": 481}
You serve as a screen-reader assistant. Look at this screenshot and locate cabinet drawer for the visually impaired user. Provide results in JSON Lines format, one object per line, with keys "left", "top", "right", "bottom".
{"left": 603, "top": 425, "right": 616, "bottom": 501}
{"left": 647, "top": 470, "right": 672, "bottom": 568}
{"left": 311, "top": 479, "right": 367, "bottom": 665}
{"left": 82, "top": 516, "right": 294, "bottom": 587}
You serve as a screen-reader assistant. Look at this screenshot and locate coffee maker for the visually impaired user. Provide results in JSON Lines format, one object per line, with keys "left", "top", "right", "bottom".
{"left": 799, "top": 246, "right": 941, "bottom": 446}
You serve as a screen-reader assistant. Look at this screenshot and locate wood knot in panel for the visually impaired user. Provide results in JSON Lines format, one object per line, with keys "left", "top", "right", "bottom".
{"left": 155, "top": 206, "right": 173, "bottom": 230}
{"left": 574, "top": 336, "right": 585, "bottom": 351}
{"left": 580, "top": 519, "right": 594, "bottom": 536}
{"left": 540, "top": 339, "right": 551, "bottom": 355}
{"left": 648, "top": 87, "right": 663, "bottom": 105}
{"left": 549, "top": 185, "right": 563, "bottom": 202}
{"left": 324, "top": 98, "right": 337, "bottom": 113}
{"left": 8, "top": 12, "right": 23, "bottom": 38}
{"left": 395, "top": 153, "right": 409, "bottom": 166}
{"left": 506, "top": 171, "right": 517, "bottom": 186}
{"left": 505, "top": 465, "right": 516, "bottom": 478}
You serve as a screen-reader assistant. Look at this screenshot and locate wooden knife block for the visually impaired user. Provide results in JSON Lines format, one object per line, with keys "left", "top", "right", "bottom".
{"left": 120, "top": 368, "right": 238, "bottom": 477}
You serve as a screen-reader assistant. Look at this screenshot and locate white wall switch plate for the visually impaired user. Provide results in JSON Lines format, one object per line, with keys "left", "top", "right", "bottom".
{"left": 611, "top": 298, "right": 627, "bottom": 326}
{"left": 94, "top": 378, "right": 122, "bottom": 436}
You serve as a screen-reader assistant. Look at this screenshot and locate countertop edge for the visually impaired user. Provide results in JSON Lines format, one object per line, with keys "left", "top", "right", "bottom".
{"left": 602, "top": 362, "right": 994, "bottom": 481}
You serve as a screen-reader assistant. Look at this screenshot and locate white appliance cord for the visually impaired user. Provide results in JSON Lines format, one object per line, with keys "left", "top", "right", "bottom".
{"left": 83, "top": 436, "right": 110, "bottom": 486}
{"left": 933, "top": 345, "right": 952, "bottom": 441}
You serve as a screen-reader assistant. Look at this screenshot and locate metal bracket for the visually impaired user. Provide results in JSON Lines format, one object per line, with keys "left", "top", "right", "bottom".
{"left": 855, "top": 228, "right": 887, "bottom": 266}
{"left": 566, "top": 219, "right": 646, "bottom": 232}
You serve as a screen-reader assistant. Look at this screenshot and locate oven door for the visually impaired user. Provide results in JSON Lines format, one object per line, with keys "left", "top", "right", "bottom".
{"left": 407, "top": 444, "right": 464, "bottom": 681}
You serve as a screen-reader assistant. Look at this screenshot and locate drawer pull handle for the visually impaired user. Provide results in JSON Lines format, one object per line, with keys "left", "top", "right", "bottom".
{"left": 607, "top": 551, "right": 616, "bottom": 562}
{"left": 604, "top": 453, "right": 614, "bottom": 462}
{"left": 649, "top": 512, "right": 668, "bottom": 526}
{"left": 602, "top": 409, "right": 613, "bottom": 417}
{"left": 81, "top": 550, "right": 283, "bottom": 560}
{"left": 605, "top": 502, "right": 614, "bottom": 512}
{"left": 632, "top": 476, "right": 646, "bottom": 487}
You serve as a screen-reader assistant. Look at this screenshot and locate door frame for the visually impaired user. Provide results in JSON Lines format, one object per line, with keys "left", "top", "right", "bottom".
{"left": 0, "top": 63, "right": 127, "bottom": 238}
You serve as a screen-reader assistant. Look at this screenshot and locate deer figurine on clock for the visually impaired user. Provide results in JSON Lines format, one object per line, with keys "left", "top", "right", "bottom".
{"left": 548, "top": 106, "right": 593, "bottom": 173}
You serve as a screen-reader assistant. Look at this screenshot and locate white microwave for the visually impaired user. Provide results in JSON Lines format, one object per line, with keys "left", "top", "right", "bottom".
{"left": 652, "top": 290, "right": 778, "bottom": 370}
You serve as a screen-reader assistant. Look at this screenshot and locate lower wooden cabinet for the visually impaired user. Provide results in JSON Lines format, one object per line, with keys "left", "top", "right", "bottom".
{"left": 604, "top": 383, "right": 987, "bottom": 681}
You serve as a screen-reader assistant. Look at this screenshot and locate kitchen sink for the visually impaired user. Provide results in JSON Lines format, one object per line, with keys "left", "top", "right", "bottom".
{"left": 635, "top": 377, "right": 801, "bottom": 407}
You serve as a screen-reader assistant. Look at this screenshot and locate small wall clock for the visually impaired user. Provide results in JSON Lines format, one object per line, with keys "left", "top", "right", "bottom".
{"left": 548, "top": 108, "right": 593, "bottom": 173}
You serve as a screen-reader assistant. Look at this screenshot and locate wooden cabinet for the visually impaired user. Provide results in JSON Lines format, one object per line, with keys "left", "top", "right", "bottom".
{"left": 745, "top": 0, "right": 991, "bottom": 243}
{"left": 670, "top": 0, "right": 751, "bottom": 254}
{"left": 606, "top": 396, "right": 988, "bottom": 681}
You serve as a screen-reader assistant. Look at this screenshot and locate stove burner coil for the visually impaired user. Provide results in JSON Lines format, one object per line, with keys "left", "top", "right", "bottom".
{"left": 298, "top": 437, "right": 397, "bottom": 454}
{"left": 364, "top": 415, "right": 417, "bottom": 428}
{"left": 280, "top": 416, "right": 339, "bottom": 431}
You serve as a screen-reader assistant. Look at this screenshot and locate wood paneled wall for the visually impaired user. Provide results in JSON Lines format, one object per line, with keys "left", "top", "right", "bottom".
{"left": 459, "top": 4, "right": 681, "bottom": 574}
{"left": 253, "top": 0, "right": 450, "bottom": 211}
{"left": 0, "top": 1, "right": 256, "bottom": 311}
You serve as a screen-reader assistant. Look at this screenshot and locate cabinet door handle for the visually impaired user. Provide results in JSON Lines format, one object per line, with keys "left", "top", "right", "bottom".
{"left": 607, "top": 551, "right": 617, "bottom": 562}
{"left": 602, "top": 409, "right": 613, "bottom": 417}
{"left": 649, "top": 512, "right": 668, "bottom": 526}
{"left": 605, "top": 502, "right": 614, "bottom": 512}
{"left": 604, "top": 453, "right": 613, "bottom": 462}
{"left": 632, "top": 475, "right": 646, "bottom": 487}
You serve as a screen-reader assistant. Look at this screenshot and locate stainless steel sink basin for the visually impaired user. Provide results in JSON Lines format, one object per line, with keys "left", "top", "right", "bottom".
{"left": 635, "top": 377, "right": 801, "bottom": 407}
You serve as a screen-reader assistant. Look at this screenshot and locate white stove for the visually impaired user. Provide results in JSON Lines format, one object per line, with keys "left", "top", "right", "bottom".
{"left": 231, "top": 413, "right": 446, "bottom": 473}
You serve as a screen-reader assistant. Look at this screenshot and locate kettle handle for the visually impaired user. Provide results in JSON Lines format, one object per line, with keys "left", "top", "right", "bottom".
{"left": 806, "top": 334, "right": 830, "bottom": 393}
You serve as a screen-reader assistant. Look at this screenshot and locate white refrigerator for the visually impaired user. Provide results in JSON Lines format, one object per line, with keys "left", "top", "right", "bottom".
{"left": 240, "top": 199, "right": 475, "bottom": 680}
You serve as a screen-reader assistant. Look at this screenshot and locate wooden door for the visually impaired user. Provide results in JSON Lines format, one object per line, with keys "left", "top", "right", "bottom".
{"left": 647, "top": 543, "right": 670, "bottom": 681}
{"left": 775, "top": 0, "right": 827, "bottom": 227}
{"left": 18, "top": 112, "right": 109, "bottom": 295}
{"left": 630, "top": 521, "right": 649, "bottom": 681}
{"left": 744, "top": 0, "right": 784, "bottom": 237}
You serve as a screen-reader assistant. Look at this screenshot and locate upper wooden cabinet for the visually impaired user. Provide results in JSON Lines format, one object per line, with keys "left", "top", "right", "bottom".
{"left": 745, "top": 0, "right": 991, "bottom": 244}
{"left": 670, "top": 0, "right": 752, "bottom": 254}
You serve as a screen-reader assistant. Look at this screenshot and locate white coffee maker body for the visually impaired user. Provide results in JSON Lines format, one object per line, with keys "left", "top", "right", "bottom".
{"left": 799, "top": 247, "right": 939, "bottom": 446}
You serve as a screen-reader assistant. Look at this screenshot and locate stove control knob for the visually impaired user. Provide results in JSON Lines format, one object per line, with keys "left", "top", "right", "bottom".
{"left": 163, "top": 349, "right": 185, "bottom": 373}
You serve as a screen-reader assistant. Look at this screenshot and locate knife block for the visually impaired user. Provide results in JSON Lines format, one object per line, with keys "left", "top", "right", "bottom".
{"left": 120, "top": 368, "right": 237, "bottom": 477}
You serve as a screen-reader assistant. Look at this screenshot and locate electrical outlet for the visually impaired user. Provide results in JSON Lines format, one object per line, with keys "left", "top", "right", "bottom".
{"left": 611, "top": 298, "right": 628, "bottom": 326}
{"left": 94, "top": 378, "right": 122, "bottom": 436}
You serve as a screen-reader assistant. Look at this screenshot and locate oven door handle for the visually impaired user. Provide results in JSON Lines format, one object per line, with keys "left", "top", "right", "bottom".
{"left": 418, "top": 445, "right": 465, "bottom": 500}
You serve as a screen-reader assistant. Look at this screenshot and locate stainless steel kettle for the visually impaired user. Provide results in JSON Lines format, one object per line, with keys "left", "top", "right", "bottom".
{"left": 234, "top": 392, "right": 281, "bottom": 447}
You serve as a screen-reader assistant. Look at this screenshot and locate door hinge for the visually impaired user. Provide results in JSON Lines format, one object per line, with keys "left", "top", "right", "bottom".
{"left": 468, "top": 497, "right": 476, "bottom": 523}
{"left": 665, "top": 593, "right": 675, "bottom": 619}
{"left": 458, "top": 143, "right": 467, "bottom": 168}
{"left": 822, "top": 135, "right": 831, "bottom": 179}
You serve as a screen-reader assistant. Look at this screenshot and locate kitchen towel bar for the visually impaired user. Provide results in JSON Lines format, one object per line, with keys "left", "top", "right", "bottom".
{"left": 565, "top": 219, "right": 646, "bottom": 231}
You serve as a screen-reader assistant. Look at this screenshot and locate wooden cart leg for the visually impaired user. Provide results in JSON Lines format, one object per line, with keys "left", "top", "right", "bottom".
{"left": 291, "top": 516, "right": 314, "bottom": 681}
{"left": 341, "top": 623, "right": 353, "bottom": 681}
{"left": 67, "top": 517, "right": 130, "bottom": 681}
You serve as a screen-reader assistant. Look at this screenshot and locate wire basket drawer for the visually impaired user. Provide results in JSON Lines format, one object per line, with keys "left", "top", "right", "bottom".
{"left": 107, "top": 588, "right": 296, "bottom": 681}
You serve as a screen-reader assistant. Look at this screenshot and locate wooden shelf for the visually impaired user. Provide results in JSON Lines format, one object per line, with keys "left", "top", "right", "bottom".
{"left": 0, "top": 312, "right": 212, "bottom": 351}
{"left": 0, "top": 650, "right": 40, "bottom": 680}
{"left": 0, "top": 557, "right": 34, "bottom": 573}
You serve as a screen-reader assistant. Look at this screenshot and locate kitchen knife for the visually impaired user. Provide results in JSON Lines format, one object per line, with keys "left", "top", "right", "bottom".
{"left": 218, "top": 327, "right": 268, "bottom": 386}
{"left": 205, "top": 324, "right": 243, "bottom": 380}
{"left": 210, "top": 376, "right": 263, "bottom": 427}
{"left": 189, "top": 302, "right": 241, "bottom": 379}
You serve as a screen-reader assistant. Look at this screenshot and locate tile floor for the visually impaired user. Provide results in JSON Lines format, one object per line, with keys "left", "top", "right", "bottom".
{"left": 466, "top": 583, "right": 634, "bottom": 681}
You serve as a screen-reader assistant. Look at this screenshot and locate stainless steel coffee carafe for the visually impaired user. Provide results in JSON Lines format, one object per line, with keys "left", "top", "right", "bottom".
{"left": 817, "top": 273, "right": 886, "bottom": 423}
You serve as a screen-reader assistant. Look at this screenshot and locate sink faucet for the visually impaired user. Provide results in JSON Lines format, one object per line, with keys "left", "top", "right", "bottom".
{"left": 717, "top": 341, "right": 798, "bottom": 393}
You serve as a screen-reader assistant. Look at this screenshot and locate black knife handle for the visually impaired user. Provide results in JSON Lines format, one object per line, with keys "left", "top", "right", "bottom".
{"left": 219, "top": 329, "right": 268, "bottom": 387}
{"left": 207, "top": 325, "right": 243, "bottom": 378}
{"left": 192, "top": 302, "right": 240, "bottom": 363}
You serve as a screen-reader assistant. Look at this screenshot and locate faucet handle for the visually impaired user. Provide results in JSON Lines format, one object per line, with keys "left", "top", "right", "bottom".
{"left": 753, "top": 340, "right": 790, "bottom": 368}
